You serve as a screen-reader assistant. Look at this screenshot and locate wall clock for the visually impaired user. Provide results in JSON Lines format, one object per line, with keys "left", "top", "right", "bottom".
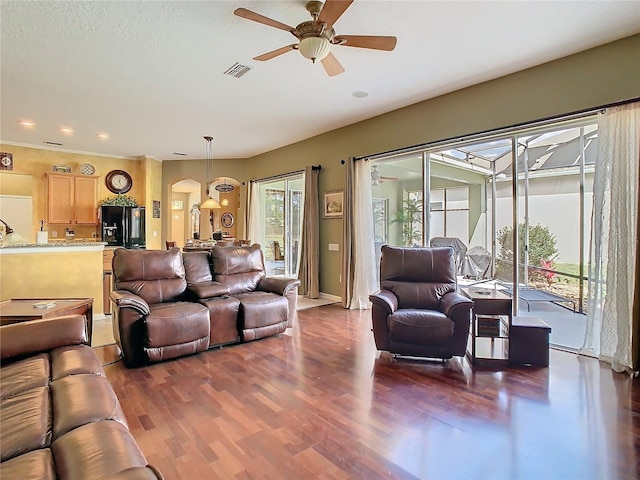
{"left": 221, "top": 212, "right": 234, "bottom": 229}
{"left": 105, "top": 169, "right": 133, "bottom": 194}
{"left": 0, "top": 152, "right": 13, "bottom": 171}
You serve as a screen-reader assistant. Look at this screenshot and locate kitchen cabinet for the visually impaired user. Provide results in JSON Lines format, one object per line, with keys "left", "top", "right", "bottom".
{"left": 47, "top": 173, "right": 98, "bottom": 224}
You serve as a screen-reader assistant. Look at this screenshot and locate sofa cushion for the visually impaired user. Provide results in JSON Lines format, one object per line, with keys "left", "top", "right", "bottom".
{"left": 183, "top": 251, "right": 213, "bottom": 284}
{"left": 51, "top": 374, "right": 128, "bottom": 439}
{"left": 0, "top": 449, "right": 56, "bottom": 480}
{"left": 212, "top": 244, "right": 266, "bottom": 294}
{"left": 388, "top": 310, "right": 453, "bottom": 346}
{"left": 145, "top": 302, "right": 210, "bottom": 347}
{"left": 50, "top": 345, "right": 105, "bottom": 381}
{"left": 51, "top": 421, "right": 149, "bottom": 479}
{"left": 0, "top": 354, "right": 49, "bottom": 400}
{"left": 0, "top": 387, "right": 51, "bottom": 462}
{"left": 235, "top": 292, "right": 288, "bottom": 330}
{"left": 113, "top": 248, "right": 187, "bottom": 304}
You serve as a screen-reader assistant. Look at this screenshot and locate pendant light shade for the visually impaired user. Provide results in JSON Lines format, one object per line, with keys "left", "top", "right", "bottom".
{"left": 201, "top": 198, "right": 221, "bottom": 209}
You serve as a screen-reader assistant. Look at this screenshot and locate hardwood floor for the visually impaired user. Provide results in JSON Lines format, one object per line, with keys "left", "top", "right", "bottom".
{"left": 103, "top": 304, "right": 639, "bottom": 479}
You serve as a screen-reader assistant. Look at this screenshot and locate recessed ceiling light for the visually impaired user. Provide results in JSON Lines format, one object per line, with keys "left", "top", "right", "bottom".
{"left": 97, "top": 132, "right": 110, "bottom": 140}
{"left": 19, "top": 120, "right": 35, "bottom": 128}
{"left": 352, "top": 91, "right": 368, "bottom": 98}
{"left": 59, "top": 127, "right": 74, "bottom": 135}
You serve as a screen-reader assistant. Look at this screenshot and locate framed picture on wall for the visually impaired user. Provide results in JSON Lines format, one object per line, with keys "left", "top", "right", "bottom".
{"left": 323, "top": 191, "right": 343, "bottom": 218}
{"left": 153, "top": 200, "right": 160, "bottom": 218}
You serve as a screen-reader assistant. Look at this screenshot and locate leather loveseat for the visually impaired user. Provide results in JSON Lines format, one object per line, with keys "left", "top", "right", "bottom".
{"left": 0, "top": 314, "right": 162, "bottom": 479}
{"left": 110, "top": 244, "right": 300, "bottom": 367}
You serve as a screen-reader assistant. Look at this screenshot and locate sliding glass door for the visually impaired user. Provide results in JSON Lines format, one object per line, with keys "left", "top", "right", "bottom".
{"left": 255, "top": 174, "right": 304, "bottom": 277}
{"left": 366, "top": 118, "right": 597, "bottom": 350}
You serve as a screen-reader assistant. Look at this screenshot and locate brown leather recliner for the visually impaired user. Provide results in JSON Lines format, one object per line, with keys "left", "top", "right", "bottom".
{"left": 111, "top": 248, "right": 210, "bottom": 367}
{"left": 369, "top": 245, "right": 474, "bottom": 359}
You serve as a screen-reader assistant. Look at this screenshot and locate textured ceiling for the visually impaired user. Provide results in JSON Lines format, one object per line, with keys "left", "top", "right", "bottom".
{"left": 1, "top": 1, "right": 639, "bottom": 161}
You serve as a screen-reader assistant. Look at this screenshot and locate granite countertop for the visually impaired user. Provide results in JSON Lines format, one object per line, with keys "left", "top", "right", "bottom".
{"left": 0, "top": 241, "right": 107, "bottom": 249}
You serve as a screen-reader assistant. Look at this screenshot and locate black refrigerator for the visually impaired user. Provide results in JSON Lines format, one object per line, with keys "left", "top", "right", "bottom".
{"left": 100, "top": 206, "right": 146, "bottom": 248}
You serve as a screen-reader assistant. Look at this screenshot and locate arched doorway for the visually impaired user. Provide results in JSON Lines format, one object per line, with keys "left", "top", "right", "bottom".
{"left": 203, "top": 177, "right": 242, "bottom": 240}
{"left": 170, "top": 179, "right": 201, "bottom": 248}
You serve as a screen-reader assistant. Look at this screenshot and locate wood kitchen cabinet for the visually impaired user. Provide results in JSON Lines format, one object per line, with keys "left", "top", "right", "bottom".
{"left": 47, "top": 173, "right": 98, "bottom": 224}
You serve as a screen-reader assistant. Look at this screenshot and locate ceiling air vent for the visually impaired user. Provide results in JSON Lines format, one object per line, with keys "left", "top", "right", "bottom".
{"left": 45, "top": 141, "right": 63, "bottom": 146}
{"left": 224, "top": 62, "right": 251, "bottom": 79}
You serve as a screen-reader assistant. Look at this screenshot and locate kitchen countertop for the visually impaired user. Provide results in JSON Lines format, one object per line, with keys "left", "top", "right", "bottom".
{"left": 0, "top": 242, "right": 107, "bottom": 253}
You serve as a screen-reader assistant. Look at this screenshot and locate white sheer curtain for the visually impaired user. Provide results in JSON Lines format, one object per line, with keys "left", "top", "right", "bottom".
{"left": 246, "top": 181, "right": 261, "bottom": 246}
{"left": 350, "top": 160, "right": 377, "bottom": 309}
{"left": 581, "top": 102, "right": 640, "bottom": 374}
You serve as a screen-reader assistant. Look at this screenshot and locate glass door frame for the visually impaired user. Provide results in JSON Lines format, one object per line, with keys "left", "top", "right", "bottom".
{"left": 255, "top": 172, "right": 304, "bottom": 278}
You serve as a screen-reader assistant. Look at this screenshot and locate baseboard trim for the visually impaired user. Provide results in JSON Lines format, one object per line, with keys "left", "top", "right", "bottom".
{"left": 319, "top": 292, "right": 342, "bottom": 302}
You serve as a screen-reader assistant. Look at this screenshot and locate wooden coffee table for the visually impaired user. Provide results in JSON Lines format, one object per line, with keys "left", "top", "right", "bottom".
{"left": 0, "top": 297, "right": 94, "bottom": 346}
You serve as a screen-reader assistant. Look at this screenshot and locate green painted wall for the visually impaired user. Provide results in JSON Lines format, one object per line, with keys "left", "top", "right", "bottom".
{"left": 162, "top": 34, "right": 640, "bottom": 298}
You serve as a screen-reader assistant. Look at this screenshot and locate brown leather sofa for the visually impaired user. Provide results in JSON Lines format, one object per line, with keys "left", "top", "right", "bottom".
{"left": 0, "top": 314, "right": 162, "bottom": 479}
{"left": 111, "top": 244, "right": 300, "bottom": 367}
{"left": 369, "top": 245, "right": 474, "bottom": 359}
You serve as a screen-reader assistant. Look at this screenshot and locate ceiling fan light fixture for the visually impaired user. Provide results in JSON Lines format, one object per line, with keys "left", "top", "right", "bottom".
{"left": 298, "top": 36, "right": 330, "bottom": 63}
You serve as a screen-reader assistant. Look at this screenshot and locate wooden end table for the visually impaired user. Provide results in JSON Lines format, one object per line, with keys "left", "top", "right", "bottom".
{"left": 0, "top": 298, "right": 94, "bottom": 346}
{"left": 462, "top": 287, "right": 512, "bottom": 366}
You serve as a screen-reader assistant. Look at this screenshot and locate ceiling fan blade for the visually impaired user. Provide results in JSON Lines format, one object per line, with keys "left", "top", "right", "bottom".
{"left": 335, "top": 35, "right": 397, "bottom": 51}
{"left": 318, "top": 0, "right": 354, "bottom": 29}
{"left": 320, "top": 52, "right": 345, "bottom": 77}
{"left": 234, "top": 8, "right": 294, "bottom": 33}
{"left": 253, "top": 44, "right": 297, "bottom": 61}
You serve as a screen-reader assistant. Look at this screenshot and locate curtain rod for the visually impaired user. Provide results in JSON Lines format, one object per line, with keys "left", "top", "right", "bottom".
{"left": 250, "top": 165, "right": 321, "bottom": 183}
{"left": 354, "top": 97, "right": 639, "bottom": 162}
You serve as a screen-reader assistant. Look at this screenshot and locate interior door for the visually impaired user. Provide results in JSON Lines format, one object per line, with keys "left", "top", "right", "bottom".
{"left": 171, "top": 211, "right": 185, "bottom": 247}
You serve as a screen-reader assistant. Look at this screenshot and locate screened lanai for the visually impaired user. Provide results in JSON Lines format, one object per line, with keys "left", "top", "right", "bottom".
{"left": 368, "top": 118, "right": 598, "bottom": 350}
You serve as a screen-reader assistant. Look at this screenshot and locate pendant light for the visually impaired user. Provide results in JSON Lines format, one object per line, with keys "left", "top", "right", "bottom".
{"left": 200, "top": 136, "right": 220, "bottom": 238}
{"left": 200, "top": 136, "right": 221, "bottom": 210}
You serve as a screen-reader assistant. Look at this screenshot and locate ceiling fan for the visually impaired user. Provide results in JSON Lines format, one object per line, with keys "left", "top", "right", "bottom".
{"left": 234, "top": 0, "right": 397, "bottom": 77}
{"left": 371, "top": 165, "right": 399, "bottom": 186}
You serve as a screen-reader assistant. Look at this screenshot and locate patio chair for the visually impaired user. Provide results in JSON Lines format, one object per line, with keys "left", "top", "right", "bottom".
{"left": 463, "top": 245, "right": 492, "bottom": 280}
{"left": 429, "top": 237, "right": 467, "bottom": 275}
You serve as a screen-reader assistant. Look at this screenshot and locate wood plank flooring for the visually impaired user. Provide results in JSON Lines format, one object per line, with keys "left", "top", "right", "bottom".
{"left": 103, "top": 304, "right": 640, "bottom": 479}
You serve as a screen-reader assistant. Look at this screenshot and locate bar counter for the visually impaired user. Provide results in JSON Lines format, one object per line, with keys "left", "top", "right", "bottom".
{"left": 0, "top": 242, "right": 106, "bottom": 317}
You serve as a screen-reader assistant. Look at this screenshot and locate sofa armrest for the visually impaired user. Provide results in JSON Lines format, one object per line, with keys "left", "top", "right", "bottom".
{"left": 111, "top": 291, "right": 151, "bottom": 316}
{"left": 439, "top": 291, "right": 474, "bottom": 317}
{"left": 0, "top": 314, "right": 88, "bottom": 361}
{"left": 187, "top": 281, "right": 231, "bottom": 299}
{"left": 369, "top": 290, "right": 398, "bottom": 315}
{"left": 258, "top": 277, "right": 301, "bottom": 296}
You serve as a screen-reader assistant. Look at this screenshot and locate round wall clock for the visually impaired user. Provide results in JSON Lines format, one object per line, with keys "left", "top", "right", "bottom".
{"left": 105, "top": 169, "right": 133, "bottom": 194}
{"left": 0, "top": 153, "right": 13, "bottom": 171}
{"left": 220, "top": 212, "right": 234, "bottom": 228}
